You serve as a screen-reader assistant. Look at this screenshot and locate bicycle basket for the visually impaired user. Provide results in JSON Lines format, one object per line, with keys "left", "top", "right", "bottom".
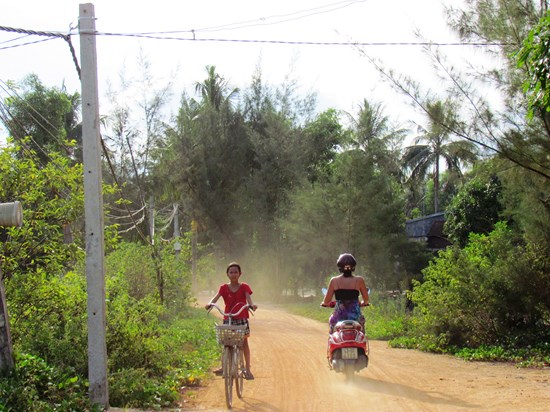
{"left": 215, "top": 324, "right": 247, "bottom": 346}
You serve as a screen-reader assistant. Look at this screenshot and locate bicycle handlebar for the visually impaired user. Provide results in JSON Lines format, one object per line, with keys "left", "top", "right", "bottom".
{"left": 206, "top": 303, "right": 253, "bottom": 317}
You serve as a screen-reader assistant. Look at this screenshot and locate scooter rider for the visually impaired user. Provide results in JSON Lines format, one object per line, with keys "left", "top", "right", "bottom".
{"left": 321, "top": 253, "right": 370, "bottom": 332}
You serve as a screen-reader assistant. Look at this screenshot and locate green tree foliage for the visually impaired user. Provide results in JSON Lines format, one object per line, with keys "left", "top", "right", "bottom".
{"left": 446, "top": 0, "right": 550, "bottom": 181}
{"left": 156, "top": 66, "right": 321, "bottom": 273}
{"left": 411, "top": 222, "right": 550, "bottom": 349}
{"left": 499, "top": 163, "right": 550, "bottom": 250}
{"left": 0, "top": 138, "right": 84, "bottom": 280}
{"left": 300, "top": 108, "right": 345, "bottom": 183}
{"left": 445, "top": 175, "right": 504, "bottom": 247}
{"left": 0, "top": 138, "right": 85, "bottom": 372}
{"left": 282, "top": 148, "right": 407, "bottom": 290}
{"left": 517, "top": 10, "right": 550, "bottom": 118}
{"left": 347, "top": 99, "right": 407, "bottom": 177}
{"left": 158, "top": 66, "right": 255, "bottom": 257}
{"left": 279, "top": 100, "right": 428, "bottom": 291}
{"left": 1, "top": 74, "right": 81, "bottom": 163}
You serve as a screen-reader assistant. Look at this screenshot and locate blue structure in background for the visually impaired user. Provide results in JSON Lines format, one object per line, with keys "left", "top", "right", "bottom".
{"left": 405, "top": 212, "right": 452, "bottom": 252}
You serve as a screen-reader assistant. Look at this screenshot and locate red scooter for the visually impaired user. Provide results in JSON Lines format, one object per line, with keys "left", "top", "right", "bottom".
{"left": 322, "top": 301, "right": 369, "bottom": 380}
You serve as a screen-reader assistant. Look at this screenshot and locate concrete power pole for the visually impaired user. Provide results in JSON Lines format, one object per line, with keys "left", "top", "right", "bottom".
{"left": 173, "top": 203, "right": 181, "bottom": 255}
{"left": 79, "top": 3, "right": 109, "bottom": 407}
{"left": 0, "top": 201, "right": 23, "bottom": 372}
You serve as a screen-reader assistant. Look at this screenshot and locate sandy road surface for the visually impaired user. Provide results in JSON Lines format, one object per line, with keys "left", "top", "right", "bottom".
{"left": 182, "top": 305, "right": 549, "bottom": 412}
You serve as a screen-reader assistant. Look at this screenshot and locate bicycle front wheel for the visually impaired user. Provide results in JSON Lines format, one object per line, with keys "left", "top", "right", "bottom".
{"left": 223, "top": 346, "right": 234, "bottom": 409}
{"left": 235, "top": 347, "right": 245, "bottom": 398}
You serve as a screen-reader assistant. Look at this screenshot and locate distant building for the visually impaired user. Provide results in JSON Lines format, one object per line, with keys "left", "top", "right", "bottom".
{"left": 405, "top": 212, "right": 452, "bottom": 252}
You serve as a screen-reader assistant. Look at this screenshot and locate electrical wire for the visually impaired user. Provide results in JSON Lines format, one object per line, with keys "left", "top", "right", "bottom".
{"left": 137, "top": 0, "right": 367, "bottom": 35}
{"left": 95, "top": 32, "right": 509, "bottom": 47}
{"left": 0, "top": 36, "right": 56, "bottom": 50}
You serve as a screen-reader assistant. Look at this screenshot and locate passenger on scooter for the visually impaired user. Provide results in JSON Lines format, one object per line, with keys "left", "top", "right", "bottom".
{"left": 321, "top": 253, "right": 370, "bottom": 333}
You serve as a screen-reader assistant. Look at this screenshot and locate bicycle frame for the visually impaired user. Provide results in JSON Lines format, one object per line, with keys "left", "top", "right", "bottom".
{"left": 207, "top": 303, "right": 251, "bottom": 409}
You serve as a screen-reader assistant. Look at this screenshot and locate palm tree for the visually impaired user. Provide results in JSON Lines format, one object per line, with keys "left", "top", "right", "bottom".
{"left": 346, "top": 99, "right": 408, "bottom": 177}
{"left": 194, "top": 65, "right": 239, "bottom": 111}
{"left": 402, "top": 100, "right": 477, "bottom": 213}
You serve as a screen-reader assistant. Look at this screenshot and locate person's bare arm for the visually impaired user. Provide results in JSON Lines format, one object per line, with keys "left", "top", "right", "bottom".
{"left": 205, "top": 292, "right": 221, "bottom": 309}
{"left": 245, "top": 292, "right": 258, "bottom": 311}
{"left": 321, "top": 277, "right": 336, "bottom": 306}
{"left": 358, "top": 277, "right": 370, "bottom": 306}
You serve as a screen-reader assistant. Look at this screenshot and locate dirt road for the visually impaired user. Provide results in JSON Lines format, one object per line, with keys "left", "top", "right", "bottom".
{"left": 182, "top": 305, "right": 549, "bottom": 411}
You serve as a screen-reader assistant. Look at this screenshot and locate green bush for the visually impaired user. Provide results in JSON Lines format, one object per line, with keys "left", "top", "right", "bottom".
{"left": 410, "top": 222, "right": 550, "bottom": 350}
{"left": 107, "top": 310, "right": 220, "bottom": 408}
{"left": 5, "top": 239, "right": 220, "bottom": 409}
{"left": 0, "top": 353, "right": 96, "bottom": 412}
{"left": 8, "top": 270, "right": 89, "bottom": 375}
{"left": 108, "top": 368, "right": 177, "bottom": 409}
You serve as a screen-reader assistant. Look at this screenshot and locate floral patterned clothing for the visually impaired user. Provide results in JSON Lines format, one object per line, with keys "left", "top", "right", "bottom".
{"left": 328, "top": 289, "right": 365, "bottom": 332}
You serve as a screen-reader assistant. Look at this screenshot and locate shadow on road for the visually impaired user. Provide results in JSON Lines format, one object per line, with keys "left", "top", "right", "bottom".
{"left": 344, "top": 374, "right": 479, "bottom": 410}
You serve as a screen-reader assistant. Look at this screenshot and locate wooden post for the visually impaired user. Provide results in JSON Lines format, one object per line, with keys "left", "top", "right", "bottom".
{"left": 79, "top": 3, "right": 109, "bottom": 407}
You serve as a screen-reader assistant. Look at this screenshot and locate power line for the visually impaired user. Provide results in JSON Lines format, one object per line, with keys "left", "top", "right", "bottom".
{"left": 96, "top": 33, "right": 510, "bottom": 47}
{"left": 0, "top": 36, "right": 55, "bottom": 50}
{"left": 0, "top": 25, "right": 508, "bottom": 53}
{"left": 140, "top": 0, "right": 367, "bottom": 35}
{"left": 0, "top": 26, "right": 81, "bottom": 79}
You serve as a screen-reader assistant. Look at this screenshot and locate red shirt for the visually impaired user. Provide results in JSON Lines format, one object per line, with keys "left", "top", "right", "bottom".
{"left": 218, "top": 282, "right": 253, "bottom": 320}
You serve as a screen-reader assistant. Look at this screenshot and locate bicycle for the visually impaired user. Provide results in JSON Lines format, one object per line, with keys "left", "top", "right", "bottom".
{"left": 207, "top": 303, "right": 252, "bottom": 409}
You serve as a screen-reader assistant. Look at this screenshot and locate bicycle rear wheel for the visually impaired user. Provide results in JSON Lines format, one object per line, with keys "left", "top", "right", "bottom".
{"left": 235, "top": 348, "right": 245, "bottom": 398}
{"left": 223, "top": 346, "right": 234, "bottom": 409}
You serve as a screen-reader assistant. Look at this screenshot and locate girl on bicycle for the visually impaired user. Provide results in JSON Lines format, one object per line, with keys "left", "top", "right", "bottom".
{"left": 205, "top": 262, "right": 258, "bottom": 379}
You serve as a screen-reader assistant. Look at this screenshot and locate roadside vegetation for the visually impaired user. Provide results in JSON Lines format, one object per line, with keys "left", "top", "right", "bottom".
{"left": 287, "top": 270, "right": 550, "bottom": 368}
{"left": 1, "top": 1, "right": 550, "bottom": 409}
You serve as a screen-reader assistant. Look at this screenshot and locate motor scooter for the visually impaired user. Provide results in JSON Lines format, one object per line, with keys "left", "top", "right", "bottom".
{"left": 321, "top": 300, "right": 369, "bottom": 380}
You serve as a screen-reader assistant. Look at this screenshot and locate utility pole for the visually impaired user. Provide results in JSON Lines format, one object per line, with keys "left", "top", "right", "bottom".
{"left": 149, "top": 195, "right": 155, "bottom": 244}
{"left": 173, "top": 203, "right": 181, "bottom": 255}
{"left": 191, "top": 219, "right": 197, "bottom": 292}
{"left": 0, "top": 201, "right": 22, "bottom": 372}
{"left": 79, "top": 3, "right": 109, "bottom": 407}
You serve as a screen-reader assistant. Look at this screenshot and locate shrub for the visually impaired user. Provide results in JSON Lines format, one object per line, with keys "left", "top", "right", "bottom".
{"left": 8, "top": 270, "right": 88, "bottom": 375}
{"left": 410, "top": 222, "right": 550, "bottom": 350}
{"left": 0, "top": 353, "right": 96, "bottom": 412}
